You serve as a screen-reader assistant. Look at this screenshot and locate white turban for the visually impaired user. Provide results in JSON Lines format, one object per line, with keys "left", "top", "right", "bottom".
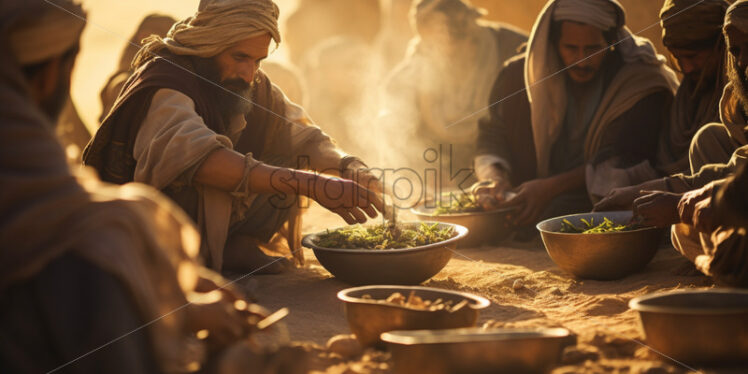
{"left": 134, "top": 0, "right": 280, "bottom": 68}
{"left": 552, "top": 0, "right": 619, "bottom": 31}
{"left": 7, "top": 0, "right": 86, "bottom": 65}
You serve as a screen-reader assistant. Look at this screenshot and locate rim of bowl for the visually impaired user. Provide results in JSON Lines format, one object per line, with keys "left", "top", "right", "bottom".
{"left": 629, "top": 288, "right": 748, "bottom": 314}
{"left": 536, "top": 211, "right": 660, "bottom": 236}
{"left": 302, "top": 221, "right": 468, "bottom": 253}
{"left": 337, "top": 285, "right": 490, "bottom": 311}
{"left": 380, "top": 327, "right": 571, "bottom": 345}
{"left": 410, "top": 203, "right": 516, "bottom": 218}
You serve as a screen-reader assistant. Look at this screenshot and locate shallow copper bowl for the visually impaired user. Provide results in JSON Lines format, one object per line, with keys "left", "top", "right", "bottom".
{"left": 630, "top": 288, "right": 748, "bottom": 366}
{"left": 337, "top": 285, "right": 490, "bottom": 347}
{"left": 303, "top": 221, "right": 467, "bottom": 285}
{"left": 536, "top": 211, "right": 663, "bottom": 280}
{"left": 381, "top": 327, "right": 572, "bottom": 374}
{"left": 411, "top": 204, "right": 514, "bottom": 248}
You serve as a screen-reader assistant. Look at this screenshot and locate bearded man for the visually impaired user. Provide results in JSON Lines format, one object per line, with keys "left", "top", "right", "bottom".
{"left": 84, "top": 0, "right": 383, "bottom": 273}
{"left": 625, "top": 1, "right": 748, "bottom": 287}
{"left": 0, "top": 1, "right": 306, "bottom": 372}
{"left": 382, "top": 0, "right": 528, "bottom": 184}
{"left": 474, "top": 0, "right": 677, "bottom": 228}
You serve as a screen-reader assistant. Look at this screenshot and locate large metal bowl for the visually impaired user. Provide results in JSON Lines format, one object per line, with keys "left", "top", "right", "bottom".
{"left": 630, "top": 288, "right": 748, "bottom": 366}
{"left": 381, "top": 327, "right": 572, "bottom": 374}
{"left": 303, "top": 221, "right": 467, "bottom": 285}
{"left": 411, "top": 204, "right": 514, "bottom": 247}
{"left": 536, "top": 211, "right": 663, "bottom": 280}
{"left": 337, "top": 285, "right": 490, "bottom": 347}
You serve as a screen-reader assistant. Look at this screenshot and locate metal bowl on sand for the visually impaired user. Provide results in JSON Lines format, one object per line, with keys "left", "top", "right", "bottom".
{"left": 337, "top": 285, "right": 490, "bottom": 347}
{"left": 411, "top": 204, "right": 514, "bottom": 248}
{"left": 630, "top": 288, "right": 748, "bottom": 366}
{"left": 303, "top": 221, "right": 467, "bottom": 285}
{"left": 381, "top": 327, "right": 572, "bottom": 374}
{"left": 536, "top": 211, "right": 663, "bottom": 280}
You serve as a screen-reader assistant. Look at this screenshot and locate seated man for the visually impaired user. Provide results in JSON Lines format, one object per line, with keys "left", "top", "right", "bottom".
{"left": 382, "top": 0, "right": 528, "bottom": 184}
{"left": 84, "top": 0, "right": 384, "bottom": 273}
{"left": 0, "top": 2, "right": 302, "bottom": 372}
{"left": 596, "top": 0, "right": 748, "bottom": 211}
{"left": 474, "top": 0, "right": 676, "bottom": 228}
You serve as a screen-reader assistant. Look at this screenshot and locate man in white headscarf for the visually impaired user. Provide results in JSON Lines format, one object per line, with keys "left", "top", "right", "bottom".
{"left": 1, "top": 1, "right": 307, "bottom": 373}
{"left": 474, "top": 0, "right": 677, "bottom": 228}
{"left": 382, "top": 0, "right": 528, "bottom": 185}
{"left": 84, "top": 0, "right": 384, "bottom": 273}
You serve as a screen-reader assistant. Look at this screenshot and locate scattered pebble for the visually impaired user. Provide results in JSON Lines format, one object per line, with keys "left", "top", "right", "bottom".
{"left": 512, "top": 279, "right": 524, "bottom": 290}
{"left": 326, "top": 334, "right": 363, "bottom": 359}
{"left": 561, "top": 346, "right": 601, "bottom": 365}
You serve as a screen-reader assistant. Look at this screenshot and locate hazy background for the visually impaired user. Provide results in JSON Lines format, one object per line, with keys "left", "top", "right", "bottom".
{"left": 71, "top": 0, "right": 664, "bottom": 132}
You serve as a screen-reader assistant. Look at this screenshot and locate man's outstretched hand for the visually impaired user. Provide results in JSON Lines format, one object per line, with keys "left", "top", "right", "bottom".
{"left": 471, "top": 179, "right": 513, "bottom": 211}
{"left": 309, "top": 175, "right": 384, "bottom": 225}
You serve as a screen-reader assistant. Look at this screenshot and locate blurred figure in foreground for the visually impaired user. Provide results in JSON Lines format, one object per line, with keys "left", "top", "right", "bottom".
{"left": 0, "top": 1, "right": 304, "bottom": 372}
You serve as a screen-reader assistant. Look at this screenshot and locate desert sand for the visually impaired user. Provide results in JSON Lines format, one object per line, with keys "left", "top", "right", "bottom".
{"left": 234, "top": 204, "right": 748, "bottom": 374}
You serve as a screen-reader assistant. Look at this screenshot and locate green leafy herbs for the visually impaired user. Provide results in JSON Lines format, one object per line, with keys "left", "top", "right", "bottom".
{"left": 559, "top": 217, "right": 640, "bottom": 234}
{"left": 314, "top": 223, "right": 456, "bottom": 250}
{"left": 434, "top": 193, "right": 483, "bottom": 215}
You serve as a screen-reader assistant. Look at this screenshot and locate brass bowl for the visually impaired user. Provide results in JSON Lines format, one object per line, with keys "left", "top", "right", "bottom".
{"left": 536, "top": 211, "right": 663, "bottom": 280}
{"left": 381, "top": 327, "right": 572, "bottom": 374}
{"left": 303, "top": 222, "right": 467, "bottom": 285}
{"left": 630, "top": 288, "right": 748, "bottom": 366}
{"left": 337, "top": 285, "right": 490, "bottom": 347}
{"left": 411, "top": 204, "right": 514, "bottom": 247}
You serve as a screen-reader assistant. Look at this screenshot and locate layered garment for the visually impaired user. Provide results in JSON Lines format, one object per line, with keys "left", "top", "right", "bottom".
{"left": 84, "top": 54, "right": 344, "bottom": 270}
{"left": 476, "top": 53, "right": 670, "bottom": 220}
{"left": 0, "top": 37, "right": 206, "bottom": 373}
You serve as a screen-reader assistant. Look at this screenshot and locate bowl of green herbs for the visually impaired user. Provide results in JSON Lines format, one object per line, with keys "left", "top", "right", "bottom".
{"left": 411, "top": 193, "right": 515, "bottom": 248}
{"left": 303, "top": 222, "right": 467, "bottom": 285}
{"left": 536, "top": 211, "right": 663, "bottom": 280}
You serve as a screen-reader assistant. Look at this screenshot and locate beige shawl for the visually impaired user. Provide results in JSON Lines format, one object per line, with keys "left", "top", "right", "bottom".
{"left": 0, "top": 32, "right": 205, "bottom": 374}
{"left": 525, "top": 0, "right": 678, "bottom": 178}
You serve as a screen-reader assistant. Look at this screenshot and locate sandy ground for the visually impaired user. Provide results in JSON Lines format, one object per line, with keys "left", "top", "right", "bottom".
{"left": 231, "top": 205, "right": 748, "bottom": 374}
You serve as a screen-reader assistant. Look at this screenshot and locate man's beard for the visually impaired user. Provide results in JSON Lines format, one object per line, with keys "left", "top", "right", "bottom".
{"left": 192, "top": 56, "right": 255, "bottom": 122}
{"left": 727, "top": 57, "right": 748, "bottom": 115}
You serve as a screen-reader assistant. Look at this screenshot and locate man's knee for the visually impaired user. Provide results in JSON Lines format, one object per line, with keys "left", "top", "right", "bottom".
{"left": 689, "top": 123, "right": 733, "bottom": 173}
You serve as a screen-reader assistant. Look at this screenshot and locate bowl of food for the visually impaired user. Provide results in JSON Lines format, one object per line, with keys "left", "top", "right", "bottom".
{"left": 337, "top": 285, "right": 490, "bottom": 347}
{"left": 381, "top": 327, "right": 572, "bottom": 374}
{"left": 536, "top": 211, "right": 663, "bottom": 280}
{"left": 411, "top": 193, "right": 515, "bottom": 247}
{"left": 630, "top": 288, "right": 748, "bottom": 366}
{"left": 303, "top": 222, "right": 467, "bottom": 285}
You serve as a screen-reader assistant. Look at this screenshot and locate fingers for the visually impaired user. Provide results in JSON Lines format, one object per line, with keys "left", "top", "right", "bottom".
{"left": 592, "top": 198, "right": 610, "bottom": 212}
{"left": 334, "top": 207, "right": 368, "bottom": 225}
{"left": 361, "top": 186, "right": 384, "bottom": 214}
{"left": 334, "top": 209, "right": 357, "bottom": 225}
